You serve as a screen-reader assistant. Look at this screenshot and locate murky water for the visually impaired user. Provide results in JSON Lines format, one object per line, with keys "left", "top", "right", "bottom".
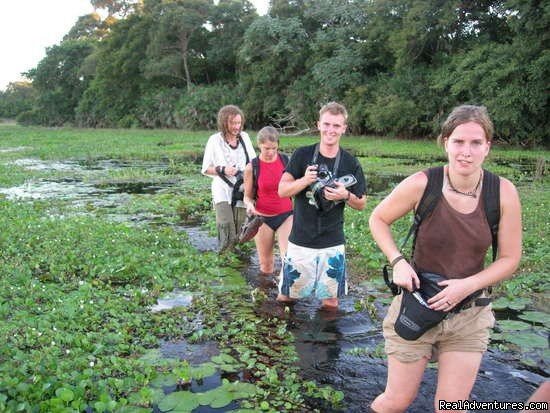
{"left": 241, "top": 258, "right": 545, "bottom": 412}
{"left": 2, "top": 156, "right": 547, "bottom": 412}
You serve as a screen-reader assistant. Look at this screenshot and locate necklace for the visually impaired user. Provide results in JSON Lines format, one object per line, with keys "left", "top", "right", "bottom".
{"left": 225, "top": 137, "right": 239, "bottom": 149}
{"left": 446, "top": 169, "right": 482, "bottom": 198}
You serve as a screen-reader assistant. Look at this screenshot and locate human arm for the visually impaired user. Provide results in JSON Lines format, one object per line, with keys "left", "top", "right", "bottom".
{"left": 429, "top": 178, "right": 522, "bottom": 311}
{"left": 201, "top": 134, "right": 241, "bottom": 177}
{"left": 368, "top": 172, "right": 427, "bottom": 291}
{"left": 243, "top": 162, "right": 256, "bottom": 215}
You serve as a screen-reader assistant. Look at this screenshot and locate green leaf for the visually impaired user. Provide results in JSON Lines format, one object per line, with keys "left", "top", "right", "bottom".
{"left": 157, "top": 391, "right": 199, "bottom": 413}
{"left": 210, "top": 391, "right": 233, "bottom": 409}
{"left": 492, "top": 297, "right": 530, "bottom": 311}
{"left": 518, "top": 311, "right": 550, "bottom": 325}
{"left": 190, "top": 363, "right": 217, "bottom": 379}
{"left": 497, "top": 320, "right": 531, "bottom": 331}
{"left": 211, "top": 353, "right": 237, "bottom": 364}
{"left": 501, "top": 332, "right": 548, "bottom": 349}
{"left": 116, "top": 406, "right": 152, "bottom": 413}
{"left": 55, "top": 387, "right": 75, "bottom": 402}
{"left": 150, "top": 374, "right": 177, "bottom": 388}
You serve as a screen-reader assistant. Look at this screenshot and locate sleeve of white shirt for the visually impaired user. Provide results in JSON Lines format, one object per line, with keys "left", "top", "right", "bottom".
{"left": 201, "top": 134, "right": 217, "bottom": 176}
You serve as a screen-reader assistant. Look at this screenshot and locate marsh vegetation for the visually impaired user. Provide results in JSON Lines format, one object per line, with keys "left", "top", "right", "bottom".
{"left": 0, "top": 126, "right": 547, "bottom": 412}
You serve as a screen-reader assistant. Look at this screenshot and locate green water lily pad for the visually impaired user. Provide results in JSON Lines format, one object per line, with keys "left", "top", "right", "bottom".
{"left": 55, "top": 388, "right": 74, "bottom": 402}
{"left": 150, "top": 373, "right": 177, "bottom": 388}
{"left": 197, "top": 381, "right": 257, "bottom": 408}
{"left": 199, "top": 387, "right": 234, "bottom": 408}
{"left": 231, "top": 382, "right": 257, "bottom": 398}
{"left": 492, "top": 297, "right": 530, "bottom": 311}
{"left": 116, "top": 406, "right": 152, "bottom": 413}
{"left": 211, "top": 353, "right": 237, "bottom": 364}
{"left": 191, "top": 362, "right": 217, "bottom": 379}
{"left": 210, "top": 392, "right": 234, "bottom": 408}
{"left": 158, "top": 391, "right": 199, "bottom": 413}
{"left": 518, "top": 311, "right": 550, "bottom": 325}
{"left": 497, "top": 320, "right": 531, "bottom": 331}
{"left": 501, "top": 332, "right": 548, "bottom": 349}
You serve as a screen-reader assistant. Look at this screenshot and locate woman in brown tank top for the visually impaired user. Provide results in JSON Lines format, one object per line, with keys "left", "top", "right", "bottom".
{"left": 369, "top": 105, "right": 522, "bottom": 413}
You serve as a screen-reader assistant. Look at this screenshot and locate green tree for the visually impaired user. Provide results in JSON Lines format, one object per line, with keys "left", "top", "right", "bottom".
{"left": 238, "top": 15, "right": 309, "bottom": 127}
{"left": 76, "top": 13, "right": 152, "bottom": 127}
{"left": 63, "top": 12, "right": 114, "bottom": 41}
{"left": 25, "top": 40, "right": 95, "bottom": 125}
{"left": 90, "top": 0, "right": 140, "bottom": 16}
{"left": 0, "top": 82, "right": 36, "bottom": 119}
{"left": 204, "top": 0, "right": 257, "bottom": 83}
{"left": 144, "top": 0, "right": 212, "bottom": 90}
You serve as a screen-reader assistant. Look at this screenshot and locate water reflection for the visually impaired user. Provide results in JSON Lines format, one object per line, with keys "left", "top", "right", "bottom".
{"left": 151, "top": 290, "right": 194, "bottom": 312}
{"left": 1, "top": 154, "right": 546, "bottom": 412}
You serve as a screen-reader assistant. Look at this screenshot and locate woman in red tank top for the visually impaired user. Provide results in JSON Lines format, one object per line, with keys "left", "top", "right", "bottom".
{"left": 369, "top": 105, "right": 522, "bottom": 413}
{"left": 243, "top": 126, "right": 293, "bottom": 276}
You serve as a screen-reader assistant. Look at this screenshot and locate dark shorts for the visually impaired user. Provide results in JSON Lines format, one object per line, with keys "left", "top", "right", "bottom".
{"left": 262, "top": 211, "right": 292, "bottom": 232}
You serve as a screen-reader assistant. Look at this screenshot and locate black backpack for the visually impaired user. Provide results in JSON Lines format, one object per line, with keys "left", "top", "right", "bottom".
{"left": 384, "top": 166, "right": 500, "bottom": 295}
{"left": 250, "top": 153, "right": 289, "bottom": 200}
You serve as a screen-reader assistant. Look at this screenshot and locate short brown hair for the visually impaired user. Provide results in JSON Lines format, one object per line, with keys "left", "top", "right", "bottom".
{"left": 217, "top": 105, "right": 245, "bottom": 138}
{"left": 257, "top": 126, "right": 279, "bottom": 145}
{"left": 319, "top": 102, "right": 348, "bottom": 123}
{"left": 438, "top": 105, "right": 494, "bottom": 145}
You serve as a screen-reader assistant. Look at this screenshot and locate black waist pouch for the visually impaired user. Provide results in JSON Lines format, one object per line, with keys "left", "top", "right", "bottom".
{"left": 394, "top": 272, "right": 448, "bottom": 341}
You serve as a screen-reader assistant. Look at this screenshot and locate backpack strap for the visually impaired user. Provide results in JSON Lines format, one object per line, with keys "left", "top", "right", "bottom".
{"left": 215, "top": 166, "right": 235, "bottom": 188}
{"left": 251, "top": 157, "right": 260, "bottom": 200}
{"left": 385, "top": 166, "right": 443, "bottom": 296}
{"left": 403, "top": 166, "right": 444, "bottom": 257}
{"left": 237, "top": 134, "right": 250, "bottom": 165}
{"left": 217, "top": 134, "right": 250, "bottom": 189}
{"left": 312, "top": 143, "right": 341, "bottom": 176}
{"left": 280, "top": 153, "right": 289, "bottom": 167}
{"left": 482, "top": 169, "right": 500, "bottom": 262}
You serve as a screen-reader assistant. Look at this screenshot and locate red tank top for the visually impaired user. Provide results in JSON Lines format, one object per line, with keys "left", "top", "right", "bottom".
{"left": 255, "top": 157, "right": 293, "bottom": 216}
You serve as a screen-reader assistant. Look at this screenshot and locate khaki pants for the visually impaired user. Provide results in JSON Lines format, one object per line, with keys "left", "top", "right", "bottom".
{"left": 215, "top": 202, "right": 247, "bottom": 251}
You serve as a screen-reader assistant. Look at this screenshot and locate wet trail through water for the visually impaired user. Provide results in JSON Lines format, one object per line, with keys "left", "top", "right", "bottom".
{"left": 1, "top": 157, "right": 546, "bottom": 412}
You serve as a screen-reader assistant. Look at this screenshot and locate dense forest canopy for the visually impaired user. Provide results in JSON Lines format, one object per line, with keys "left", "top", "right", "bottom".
{"left": 1, "top": 0, "right": 548, "bottom": 146}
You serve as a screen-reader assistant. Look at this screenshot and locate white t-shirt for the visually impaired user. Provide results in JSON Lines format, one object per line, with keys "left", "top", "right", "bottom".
{"left": 201, "top": 131, "right": 256, "bottom": 205}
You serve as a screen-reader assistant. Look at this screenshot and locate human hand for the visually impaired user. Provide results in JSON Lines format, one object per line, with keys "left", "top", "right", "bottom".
{"left": 428, "top": 278, "right": 473, "bottom": 312}
{"left": 323, "top": 181, "right": 348, "bottom": 201}
{"left": 245, "top": 203, "right": 256, "bottom": 216}
{"left": 392, "top": 259, "right": 420, "bottom": 292}
{"left": 302, "top": 164, "right": 318, "bottom": 185}
{"left": 224, "top": 165, "right": 239, "bottom": 176}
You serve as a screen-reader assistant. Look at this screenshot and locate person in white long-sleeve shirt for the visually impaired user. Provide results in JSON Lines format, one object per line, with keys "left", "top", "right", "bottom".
{"left": 201, "top": 105, "right": 256, "bottom": 251}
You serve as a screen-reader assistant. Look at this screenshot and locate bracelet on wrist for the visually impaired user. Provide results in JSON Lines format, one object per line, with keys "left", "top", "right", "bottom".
{"left": 346, "top": 190, "right": 351, "bottom": 202}
{"left": 390, "top": 255, "right": 406, "bottom": 267}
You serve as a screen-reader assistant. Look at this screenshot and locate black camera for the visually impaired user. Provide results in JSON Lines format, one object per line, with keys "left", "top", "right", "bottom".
{"left": 306, "top": 164, "right": 337, "bottom": 211}
{"left": 306, "top": 164, "right": 358, "bottom": 212}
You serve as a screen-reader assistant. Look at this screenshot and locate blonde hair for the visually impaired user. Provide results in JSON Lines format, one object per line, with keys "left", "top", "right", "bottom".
{"left": 319, "top": 101, "right": 348, "bottom": 123}
{"left": 256, "top": 126, "right": 279, "bottom": 145}
{"left": 217, "top": 105, "right": 245, "bottom": 138}
{"left": 438, "top": 105, "right": 494, "bottom": 145}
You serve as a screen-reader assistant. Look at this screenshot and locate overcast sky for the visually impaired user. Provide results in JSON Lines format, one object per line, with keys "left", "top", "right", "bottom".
{"left": 0, "top": 0, "right": 268, "bottom": 91}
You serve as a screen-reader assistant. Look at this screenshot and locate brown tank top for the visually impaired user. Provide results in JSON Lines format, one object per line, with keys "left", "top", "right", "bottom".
{"left": 413, "top": 195, "right": 492, "bottom": 279}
